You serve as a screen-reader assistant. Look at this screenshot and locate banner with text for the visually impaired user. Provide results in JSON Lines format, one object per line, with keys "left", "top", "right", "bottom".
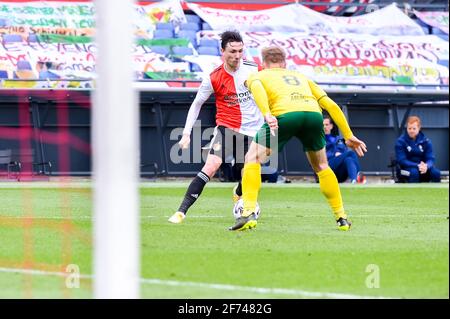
{"left": 0, "top": 0, "right": 186, "bottom": 38}
{"left": 200, "top": 30, "right": 449, "bottom": 85}
{"left": 187, "top": 3, "right": 424, "bottom": 36}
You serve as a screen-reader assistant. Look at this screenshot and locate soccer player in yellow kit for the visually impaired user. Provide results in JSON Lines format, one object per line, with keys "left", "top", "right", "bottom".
{"left": 229, "top": 46, "right": 367, "bottom": 231}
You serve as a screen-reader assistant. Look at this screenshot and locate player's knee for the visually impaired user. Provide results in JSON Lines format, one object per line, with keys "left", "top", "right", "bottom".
{"left": 245, "top": 145, "right": 263, "bottom": 163}
{"left": 348, "top": 151, "right": 358, "bottom": 160}
{"left": 344, "top": 157, "right": 353, "bottom": 165}
{"left": 203, "top": 156, "right": 222, "bottom": 177}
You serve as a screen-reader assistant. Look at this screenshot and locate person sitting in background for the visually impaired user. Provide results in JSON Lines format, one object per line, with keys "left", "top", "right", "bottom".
{"left": 395, "top": 115, "right": 441, "bottom": 183}
{"left": 324, "top": 117, "right": 366, "bottom": 184}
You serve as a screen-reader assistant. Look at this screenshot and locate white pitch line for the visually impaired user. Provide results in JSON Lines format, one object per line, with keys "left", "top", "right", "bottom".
{"left": 0, "top": 267, "right": 390, "bottom": 299}
{"left": 0, "top": 215, "right": 228, "bottom": 220}
{"left": 138, "top": 278, "right": 388, "bottom": 299}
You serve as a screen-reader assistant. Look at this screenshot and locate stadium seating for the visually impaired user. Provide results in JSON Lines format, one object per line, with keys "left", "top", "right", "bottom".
{"left": 197, "top": 46, "right": 220, "bottom": 56}
{"left": 172, "top": 46, "right": 193, "bottom": 56}
{"left": 17, "top": 60, "right": 32, "bottom": 71}
{"left": 431, "top": 27, "right": 448, "bottom": 41}
{"left": 185, "top": 14, "right": 201, "bottom": 25}
{"left": 432, "top": 27, "right": 447, "bottom": 35}
{"left": 438, "top": 59, "right": 449, "bottom": 68}
{"left": 27, "top": 34, "right": 38, "bottom": 43}
{"left": 421, "top": 26, "right": 430, "bottom": 34}
{"left": 179, "top": 22, "right": 200, "bottom": 32}
{"left": 177, "top": 30, "right": 198, "bottom": 47}
{"left": 12, "top": 60, "right": 35, "bottom": 79}
{"left": 0, "top": 18, "right": 8, "bottom": 27}
{"left": 2, "top": 34, "right": 23, "bottom": 43}
{"left": 150, "top": 45, "right": 171, "bottom": 55}
{"left": 202, "top": 22, "right": 212, "bottom": 31}
{"left": 155, "top": 22, "right": 175, "bottom": 31}
{"left": 39, "top": 70, "right": 61, "bottom": 80}
{"left": 199, "top": 38, "right": 219, "bottom": 48}
{"left": 190, "top": 63, "right": 202, "bottom": 72}
{"left": 153, "top": 29, "right": 174, "bottom": 39}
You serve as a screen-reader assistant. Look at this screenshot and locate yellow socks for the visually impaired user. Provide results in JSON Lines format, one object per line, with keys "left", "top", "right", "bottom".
{"left": 242, "top": 163, "right": 261, "bottom": 217}
{"left": 317, "top": 167, "right": 347, "bottom": 220}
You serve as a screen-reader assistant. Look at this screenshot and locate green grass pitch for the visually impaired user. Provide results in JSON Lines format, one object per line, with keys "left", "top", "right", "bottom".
{"left": 0, "top": 183, "right": 448, "bottom": 298}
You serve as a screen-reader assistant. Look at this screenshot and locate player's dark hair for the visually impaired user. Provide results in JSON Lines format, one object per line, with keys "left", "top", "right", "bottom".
{"left": 323, "top": 115, "right": 333, "bottom": 125}
{"left": 220, "top": 30, "right": 243, "bottom": 50}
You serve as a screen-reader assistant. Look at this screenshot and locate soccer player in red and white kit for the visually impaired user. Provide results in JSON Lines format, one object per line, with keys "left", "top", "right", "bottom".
{"left": 168, "top": 31, "right": 264, "bottom": 224}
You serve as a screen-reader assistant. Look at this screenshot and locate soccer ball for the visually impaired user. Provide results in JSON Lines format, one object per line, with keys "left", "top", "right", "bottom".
{"left": 233, "top": 199, "right": 261, "bottom": 220}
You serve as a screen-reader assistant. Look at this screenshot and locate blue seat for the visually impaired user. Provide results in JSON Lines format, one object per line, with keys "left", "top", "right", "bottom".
{"left": 0, "top": 18, "right": 9, "bottom": 27}
{"left": 190, "top": 63, "right": 202, "bottom": 72}
{"left": 421, "top": 26, "right": 430, "bottom": 34}
{"left": 199, "top": 38, "right": 219, "bottom": 48}
{"left": 150, "top": 45, "right": 170, "bottom": 55}
{"left": 28, "top": 34, "right": 39, "bottom": 42}
{"left": 202, "top": 22, "right": 212, "bottom": 31}
{"left": 39, "top": 70, "right": 60, "bottom": 80}
{"left": 2, "top": 34, "right": 23, "bottom": 43}
{"left": 432, "top": 27, "right": 447, "bottom": 35}
{"left": 172, "top": 46, "right": 193, "bottom": 56}
{"left": 155, "top": 22, "right": 174, "bottom": 31}
{"left": 17, "top": 60, "right": 32, "bottom": 70}
{"left": 438, "top": 59, "right": 449, "bottom": 68}
{"left": 179, "top": 22, "right": 200, "bottom": 32}
{"left": 414, "top": 18, "right": 428, "bottom": 28}
{"left": 0, "top": 70, "right": 9, "bottom": 79}
{"left": 197, "top": 46, "right": 220, "bottom": 56}
{"left": 185, "top": 14, "right": 201, "bottom": 25}
{"left": 153, "top": 29, "right": 174, "bottom": 39}
{"left": 177, "top": 30, "right": 198, "bottom": 47}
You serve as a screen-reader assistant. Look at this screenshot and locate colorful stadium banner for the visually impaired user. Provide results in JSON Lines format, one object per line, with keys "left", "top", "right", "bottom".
{"left": 135, "top": 0, "right": 187, "bottom": 39}
{"left": 414, "top": 10, "right": 449, "bottom": 35}
{"left": 0, "top": 0, "right": 448, "bottom": 88}
{"left": 200, "top": 31, "right": 449, "bottom": 85}
{"left": 0, "top": 0, "right": 186, "bottom": 37}
{"left": 187, "top": 3, "right": 425, "bottom": 36}
{"left": 0, "top": 38, "right": 192, "bottom": 82}
{"left": 0, "top": 1, "right": 95, "bottom": 29}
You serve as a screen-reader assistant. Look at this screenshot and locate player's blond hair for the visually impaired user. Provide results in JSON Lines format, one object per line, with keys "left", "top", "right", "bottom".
{"left": 261, "top": 46, "right": 286, "bottom": 64}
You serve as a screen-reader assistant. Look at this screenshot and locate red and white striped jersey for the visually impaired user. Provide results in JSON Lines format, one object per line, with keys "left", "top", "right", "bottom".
{"left": 183, "top": 60, "right": 264, "bottom": 137}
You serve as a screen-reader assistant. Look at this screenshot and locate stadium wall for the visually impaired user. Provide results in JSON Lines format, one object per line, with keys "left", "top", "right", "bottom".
{"left": 0, "top": 89, "right": 448, "bottom": 177}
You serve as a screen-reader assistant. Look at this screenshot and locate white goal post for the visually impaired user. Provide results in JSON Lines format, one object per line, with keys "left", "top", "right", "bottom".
{"left": 92, "top": 0, "right": 140, "bottom": 298}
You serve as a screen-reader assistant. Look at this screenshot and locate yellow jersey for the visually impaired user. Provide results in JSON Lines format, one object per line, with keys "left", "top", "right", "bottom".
{"left": 247, "top": 68, "right": 326, "bottom": 117}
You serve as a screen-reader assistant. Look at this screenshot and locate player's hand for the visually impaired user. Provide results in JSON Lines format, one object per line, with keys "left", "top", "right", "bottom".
{"left": 418, "top": 161, "right": 428, "bottom": 174}
{"left": 345, "top": 136, "right": 367, "bottom": 157}
{"left": 264, "top": 113, "right": 278, "bottom": 136}
{"left": 178, "top": 134, "right": 191, "bottom": 149}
